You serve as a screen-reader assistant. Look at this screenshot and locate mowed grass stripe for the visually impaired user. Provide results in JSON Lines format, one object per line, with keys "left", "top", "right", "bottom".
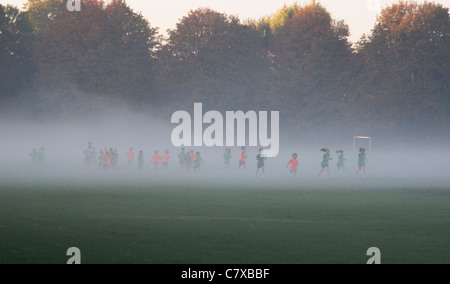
{"left": 108, "top": 215, "right": 339, "bottom": 224}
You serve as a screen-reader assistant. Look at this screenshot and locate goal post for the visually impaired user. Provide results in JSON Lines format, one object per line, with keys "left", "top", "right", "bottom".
{"left": 353, "top": 136, "right": 372, "bottom": 153}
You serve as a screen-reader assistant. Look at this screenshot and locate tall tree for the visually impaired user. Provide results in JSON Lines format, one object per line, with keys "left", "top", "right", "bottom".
{"left": 355, "top": 1, "right": 450, "bottom": 134}
{"left": 249, "top": 2, "right": 302, "bottom": 46}
{"left": 32, "top": 0, "right": 159, "bottom": 117}
{"left": 266, "top": 2, "right": 353, "bottom": 129}
{"left": 156, "top": 8, "right": 271, "bottom": 111}
{"left": 0, "top": 4, "right": 12, "bottom": 102}
{"left": 0, "top": 5, "right": 35, "bottom": 106}
{"left": 25, "top": 0, "right": 66, "bottom": 37}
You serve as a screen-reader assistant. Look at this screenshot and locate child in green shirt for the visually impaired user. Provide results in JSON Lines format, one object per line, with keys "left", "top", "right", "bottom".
{"left": 335, "top": 150, "right": 346, "bottom": 174}
{"left": 138, "top": 151, "right": 144, "bottom": 170}
{"left": 98, "top": 151, "right": 104, "bottom": 169}
{"left": 356, "top": 148, "right": 368, "bottom": 177}
{"left": 193, "top": 152, "right": 204, "bottom": 172}
{"left": 178, "top": 148, "right": 186, "bottom": 170}
{"left": 224, "top": 148, "right": 232, "bottom": 169}
{"left": 319, "top": 148, "right": 332, "bottom": 178}
{"left": 111, "top": 149, "right": 119, "bottom": 170}
{"left": 256, "top": 148, "right": 266, "bottom": 177}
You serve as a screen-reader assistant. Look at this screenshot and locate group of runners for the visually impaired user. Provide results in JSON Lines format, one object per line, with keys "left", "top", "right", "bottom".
{"left": 318, "top": 147, "right": 369, "bottom": 178}
{"left": 181, "top": 146, "right": 368, "bottom": 178}
{"left": 33, "top": 142, "right": 368, "bottom": 177}
{"left": 30, "top": 147, "right": 46, "bottom": 166}
{"left": 82, "top": 142, "right": 119, "bottom": 170}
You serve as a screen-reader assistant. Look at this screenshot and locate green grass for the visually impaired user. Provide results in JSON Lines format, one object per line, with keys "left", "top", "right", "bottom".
{"left": 0, "top": 184, "right": 449, "bottom": 264}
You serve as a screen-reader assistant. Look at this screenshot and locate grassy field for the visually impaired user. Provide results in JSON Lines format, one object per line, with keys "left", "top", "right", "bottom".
{"left": 0, "top": 181, "right": 449, "bottom": 264}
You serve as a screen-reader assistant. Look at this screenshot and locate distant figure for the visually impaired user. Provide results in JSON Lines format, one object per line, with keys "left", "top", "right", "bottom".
{"left": 335, "top": 150, "right": 346, "bottom": 174}
{"left": 108, "top": 148, "right": 114, "bottom": 169}
{"left": 238, "top": 147, "right": 248, "bottom": 170}
{"left": 30, "top": 149, "right": 38, "bottom": 166}
{"left": 256, "top": 148, "right": 266, "bottom": 177}
{"left": 138, "top": 151, "right": 144, "bottom": 170}
{"left": 356, "top": 148, "right": 368, "bottom": 177}
{"left": 184, "top": 150, "right": 193, "bottom": 171}
{"left": 287, "top": 153, "right": 299, "bottom": 176}
{"left": 178, "top": 148, "right": 186, "bottom": 170}
{"left": 319, "top": 148, "right": 332, "bottom": 178}
{"left": 83, "top": 142, "right": 96, "bottom": 168}
{"left": 98, "top": 150, "right": 104, "bottom": 169}
{"left": 193, "top": 152, "right": 204, "bottom": 172}
{"left": 162, "top": 150, "right": 170, "bottom": 170}
{"left": 224, "top": 148, "right": 232, "bottom": 170}
{"left": 127, "top": 147, "right": 135, "bottom": 167}
{"left": 153, "top": 150, "right": 160, "bottom": 170}
{"left": 110, "top": 149, "right": 119, "bottom": 170}
{"left": 188, "top": 150, "right": 196, "bottom": 171}
{"left": 38, "top": 147, "right": 46, "bottom": 166}
{"left": 102, "top": 148, "right": 111, "bottom": 170}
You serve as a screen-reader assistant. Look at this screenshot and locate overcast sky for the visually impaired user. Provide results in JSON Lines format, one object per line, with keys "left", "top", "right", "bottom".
{"left": 1, "top": 0, "right": 449, "bottom": 43}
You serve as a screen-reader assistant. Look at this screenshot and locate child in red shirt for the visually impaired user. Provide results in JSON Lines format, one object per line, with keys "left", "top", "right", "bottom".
{"left": 287, "top": 153, "right": 299, "bottom": 176}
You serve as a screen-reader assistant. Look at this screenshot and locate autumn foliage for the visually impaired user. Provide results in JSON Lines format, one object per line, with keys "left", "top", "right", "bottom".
{"left": 0, "top": 0, "right": 449, "bottom": 137}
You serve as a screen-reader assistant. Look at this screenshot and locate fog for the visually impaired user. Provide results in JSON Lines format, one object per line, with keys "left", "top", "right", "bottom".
{"left": 1, "top": 110, "right": 449, "bottom": 191}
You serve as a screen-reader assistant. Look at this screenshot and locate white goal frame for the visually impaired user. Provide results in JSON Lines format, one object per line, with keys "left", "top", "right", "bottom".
{"left": 353, "top": 136, "right": 372, "bottom": 153}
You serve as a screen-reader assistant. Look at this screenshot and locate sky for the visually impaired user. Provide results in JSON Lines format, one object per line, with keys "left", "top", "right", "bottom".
{"left": 1, "top": 0, "right": 449, "bottom": 43}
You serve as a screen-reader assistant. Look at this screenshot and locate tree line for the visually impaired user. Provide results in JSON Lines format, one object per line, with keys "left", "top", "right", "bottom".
{"left": 0, "top": 0, "right": 449, "bottom": 138}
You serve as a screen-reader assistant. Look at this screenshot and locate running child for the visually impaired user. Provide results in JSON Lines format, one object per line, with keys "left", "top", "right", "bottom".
{"left": 286, "top": 153, "right": 299, "bottom": 176}
{"left": 224, "top": 148, "right": 232, "bottom": 170}
{"left": 184, "top": 150, "right": 193, "bottom": 170}
{"left": 83, "top": 142, "right": 96, "bottom": 168}
{"left": 127, "top": 147, "right": 135, "bottom": 167}
{"left": 187, "top": 150, "right": 196, "bottom": 171}
{"left": 110, "top": 149, "right": 119, "bottom": 170}
{"left": 162, "top": 150, "right": 170, "bottom": 170}
{"left": 319, "top": 148, "right": 332, "bottom": 178}
{"left": 98, "top": 150, "right": 104, "bottom": 169}
{"left": 108, "top": 148, "right": 114, "bottom": 169}
{"left": 138, "top": 151, "right": 144, "bottom": 170}
{"left": 256, "top": 148, "right": 266, "bottom": 177}
{"left": 238, "top": 147, "right": 248, "bottom": 170}
{"left": 356, "top": 148, "right": 368, "bottom": 177}
{"left": 102, "top": 148, "right": 111, "bottom": 170}
{"left": 178, "top": 148, "right": 186, "bottom": 170}
{"left": 153, "top": 150, "right": 160, "bottom": 170}
{"left": 335, "top": 150, "right": 346, "bottom": 174}
{"left": 193, "top": 152, "right": 204, "bottom": 172}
